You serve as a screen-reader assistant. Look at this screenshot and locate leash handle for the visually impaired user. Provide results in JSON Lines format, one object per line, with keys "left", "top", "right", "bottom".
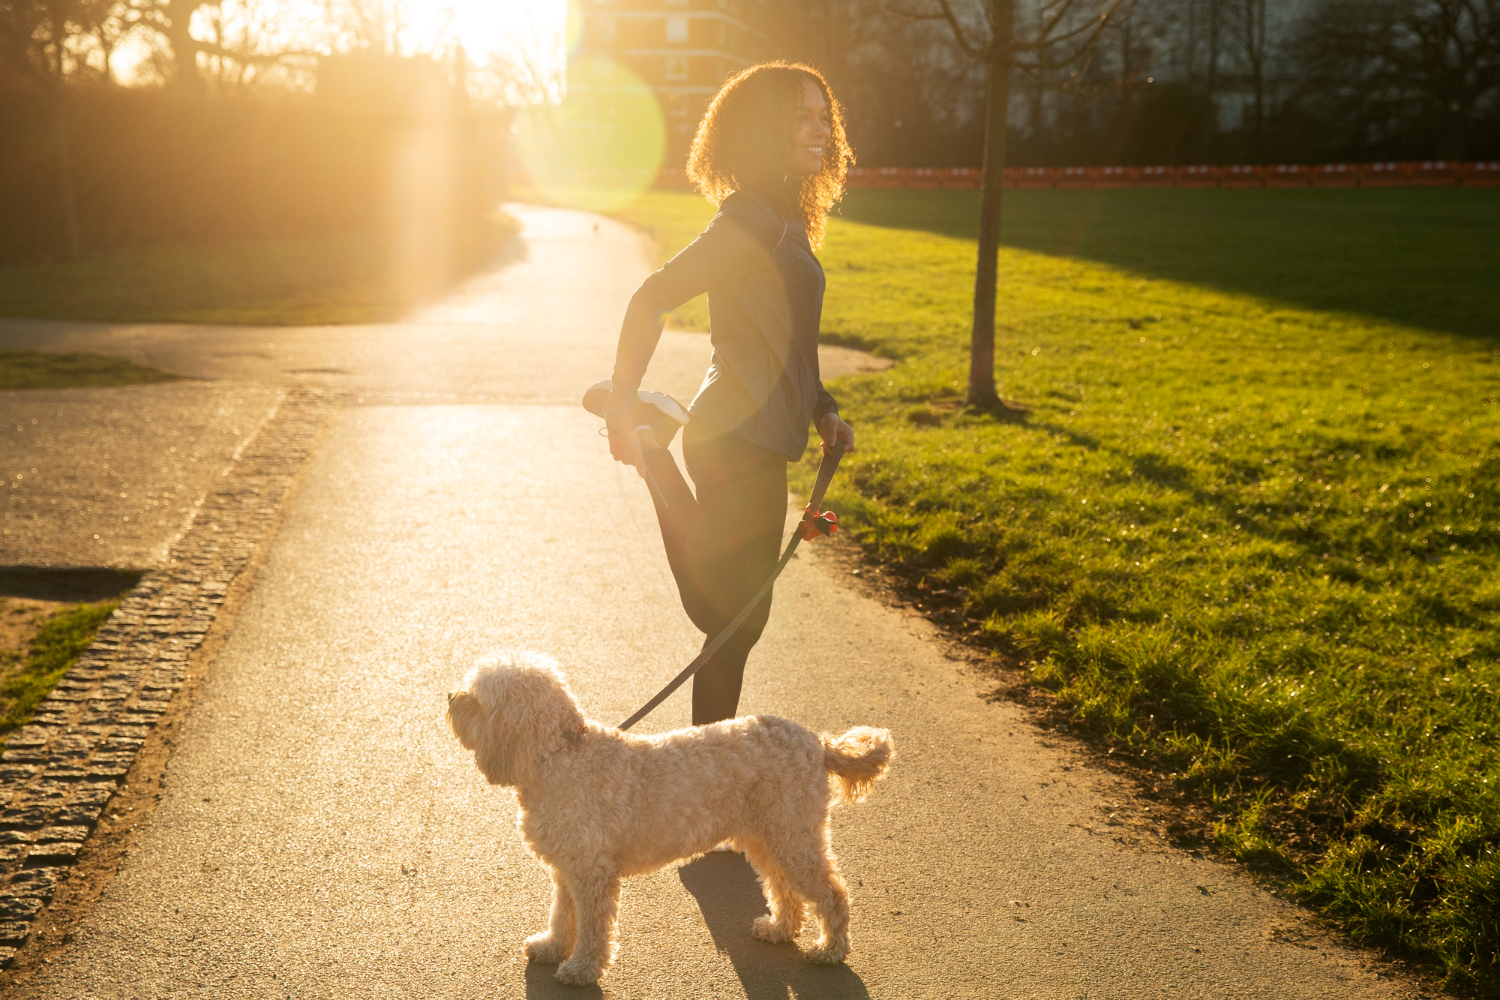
{"left": 807, "top": 441, "right": 844, "bottom": 515}
{"left": 618, "top": 443, "right": 846, "bottom": 731}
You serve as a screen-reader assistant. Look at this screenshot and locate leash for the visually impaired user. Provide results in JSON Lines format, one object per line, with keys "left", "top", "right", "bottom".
{"left": 618, "top": 442, "right": 845, "bottom": 730}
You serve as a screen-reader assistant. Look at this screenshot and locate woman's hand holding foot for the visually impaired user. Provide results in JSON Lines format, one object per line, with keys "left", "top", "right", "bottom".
{"left": 605, "top": 393, "right": 646, "bottom": 469}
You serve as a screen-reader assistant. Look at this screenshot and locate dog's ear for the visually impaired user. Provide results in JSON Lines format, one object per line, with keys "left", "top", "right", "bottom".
{"left": 502, "top": 673, "right": 586, "bottom": 780}
{"left": 450, "top": 659, "right": 588, "bottom": 787}
{"left": 446, "top": 690, "right": 486, "bottom": 750}
{"left": 548, "top": 684, "right": 586, "bottom": 750}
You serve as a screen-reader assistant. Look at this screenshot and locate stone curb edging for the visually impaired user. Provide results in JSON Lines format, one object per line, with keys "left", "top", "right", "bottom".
{"left": 0, "top": 387, "right": 331, "bottom": 967}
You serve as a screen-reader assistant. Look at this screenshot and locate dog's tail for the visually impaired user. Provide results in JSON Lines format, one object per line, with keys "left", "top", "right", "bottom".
{"left": 821, "top": 727, "right": 894, "bottom": 803}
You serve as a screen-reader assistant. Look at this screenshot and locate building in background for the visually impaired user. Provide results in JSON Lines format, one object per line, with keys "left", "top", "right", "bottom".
{"left": 572, "top": 0, "right": 772, "bottom": 168}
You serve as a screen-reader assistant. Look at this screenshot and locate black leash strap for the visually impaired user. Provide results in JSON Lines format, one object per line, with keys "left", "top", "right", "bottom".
{"left": 618, "top": 443, "right": 845, "bottom": 731}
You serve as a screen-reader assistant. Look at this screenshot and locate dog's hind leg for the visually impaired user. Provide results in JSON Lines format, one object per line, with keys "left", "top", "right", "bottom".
{"left": 776, "top": 834, "right": 851, "bottom": 964}
{"left": 743, "top": 841, "right": 805, "bottom": 944}
{"left": 554, "top": 870, "right": 621, "bottom": 986}
{"left": 524, "top": 871, "right": 576, "bottom": 964}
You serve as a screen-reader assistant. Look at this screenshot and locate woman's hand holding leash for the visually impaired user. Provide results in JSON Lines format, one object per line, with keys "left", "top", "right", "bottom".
{"left": 818, "top": 413, "right": 855, "bottom": 455}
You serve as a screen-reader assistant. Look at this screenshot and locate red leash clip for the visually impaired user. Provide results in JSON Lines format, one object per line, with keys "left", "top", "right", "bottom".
{"left": 799, "top": 507, "right": 839, "bottom": 541}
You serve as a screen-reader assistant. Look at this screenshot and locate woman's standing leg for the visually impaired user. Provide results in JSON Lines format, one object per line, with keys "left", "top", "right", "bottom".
{"left": 681, "top": 422, "right": 788, "bottom": 725}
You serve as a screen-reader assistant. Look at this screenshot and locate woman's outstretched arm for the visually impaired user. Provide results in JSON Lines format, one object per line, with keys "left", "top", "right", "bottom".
{"left": 606, "top": 198, "right": 782, "bottom": 464}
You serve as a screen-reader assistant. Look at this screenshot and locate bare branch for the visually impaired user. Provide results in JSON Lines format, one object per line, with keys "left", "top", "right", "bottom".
{"left": 884, "top": 2, "right": 947, "bottom": 21}
{"left": 193, "top": 40, "right": 320, "bottom": 67}
{"left": 1015, "top": 0, "right": 1133, "bottom": 60}
{"left": 1032, "top": 0, "right": 1090, "bottom": 46}
{"left": 886, "top": 0, "right": 991, "bottom": 58}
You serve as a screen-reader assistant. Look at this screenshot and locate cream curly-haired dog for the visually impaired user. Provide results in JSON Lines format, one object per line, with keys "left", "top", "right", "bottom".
{"left": 446, "top": 650, "right": 893, "bottom": 986}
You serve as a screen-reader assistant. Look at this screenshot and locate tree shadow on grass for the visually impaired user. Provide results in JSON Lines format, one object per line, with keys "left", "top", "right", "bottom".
{"left": 957, "top": 398, "right": 1031, "bottom": 425}
{"left": 964, "top": 401, "right": 1112, "bottom": 454}
{"left": 679, "top": 853, "right": 871, "bottom": 1000}
{"left": 836, "top": 187, "right": 1500, "bottom": 343}
{"left": 1129, "top": 451, "right": 1193, "bottom": 488}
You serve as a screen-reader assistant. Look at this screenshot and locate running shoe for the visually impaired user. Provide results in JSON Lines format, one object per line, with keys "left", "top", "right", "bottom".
{"left": 582, "top": 379, "right": 689, "bottom": 448}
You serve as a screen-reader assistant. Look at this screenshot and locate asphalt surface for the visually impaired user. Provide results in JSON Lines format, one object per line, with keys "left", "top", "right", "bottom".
{"left": 1, "top": 383, "right": 283, "bottom": 569}
{"left": 8, "top": 206, "right": 1414, "bottom": 998}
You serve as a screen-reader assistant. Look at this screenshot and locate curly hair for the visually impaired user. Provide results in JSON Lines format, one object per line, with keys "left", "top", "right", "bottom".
{"left": 686, "top": 62, "right": 853, "bottom": 249}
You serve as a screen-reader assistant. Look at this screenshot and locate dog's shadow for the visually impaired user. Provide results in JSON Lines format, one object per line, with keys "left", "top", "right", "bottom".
{"left": 679, "top": 853, "right": 872, "bottom": 1000}
{"left": 524, "top": 962, "right": 609, "bottom": 1000}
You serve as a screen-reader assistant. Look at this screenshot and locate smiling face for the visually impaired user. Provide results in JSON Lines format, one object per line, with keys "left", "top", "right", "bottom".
{"left": 788, "top": 76, "right": 832, "bottom": 177}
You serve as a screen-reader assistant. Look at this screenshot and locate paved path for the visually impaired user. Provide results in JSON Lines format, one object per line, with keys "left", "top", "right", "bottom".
{"left": 0, "top": 211, "right": 881, "bottom": 570}
{"left": 7, "top": 206, "right": 1415, "bottom": 998}
{"left": 0, "top": 209, "right": 705, "bottom": 571}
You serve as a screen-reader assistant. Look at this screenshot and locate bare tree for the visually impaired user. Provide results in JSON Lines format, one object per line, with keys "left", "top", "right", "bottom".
{"left": 84, "top": 0, "right": 130, "bottom": 83}
{"left": 0, "top": 0, "right": 115, "bottom": 256}
{"left": 1297, "top": 0, "right": 1500, "bottom": 159}
{"left": 890, "top": 0, "right": 1133, "bottom": 410}
{"left": 122, "top": 0, "right": 331, "bottom": 91}
{"left": 121, "top": 0, "right": 211, "bottom": 87}
{"left": 1228, "top": 0, "right": 1268, "bottom": 144}
{"left": 325, "top": 0, "right": 408, "bottom": 56}
{"left": 1178, "top": 0, "right": 1228, "bottom": 95}
{"left": 1204, "top": 0, "right": 1225, "bottom": 96}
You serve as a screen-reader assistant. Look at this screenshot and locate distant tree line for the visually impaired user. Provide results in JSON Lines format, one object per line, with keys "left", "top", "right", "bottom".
{"left": 0, "top": 0, "right": 521, "bottom": 264}
{"left": 770, "top": 0, "right": 1500, "bottom": 167}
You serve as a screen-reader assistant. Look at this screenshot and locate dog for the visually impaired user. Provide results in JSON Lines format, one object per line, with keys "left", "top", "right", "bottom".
{"left": 446, "top": 650, "right": 894, "bottom": 986}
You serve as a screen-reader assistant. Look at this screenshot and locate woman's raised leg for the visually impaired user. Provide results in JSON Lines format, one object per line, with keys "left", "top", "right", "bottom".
{"left": 637, "top": 435, "right": 721, "bottom": 634}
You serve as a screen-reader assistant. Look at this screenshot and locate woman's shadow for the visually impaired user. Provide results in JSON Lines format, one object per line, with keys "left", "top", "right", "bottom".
{"left": 678, "top": 853, "right": 871, "bottom": 1000}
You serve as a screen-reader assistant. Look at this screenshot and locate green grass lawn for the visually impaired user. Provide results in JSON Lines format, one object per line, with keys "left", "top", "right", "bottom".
{"left": 617, "top": 187, "right": 1500, "bottom": 989}
{"left": 0, "top": 214, "right": 520, "bottom": 326}
{"left": 0, "top": 350, "right": 183, "bottom": 390}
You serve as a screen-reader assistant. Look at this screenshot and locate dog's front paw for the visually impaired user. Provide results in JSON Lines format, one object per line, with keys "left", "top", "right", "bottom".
{"left": 524, "top": 932, "right": 572, "bottom": 964}
{"left": 555, "top": 957, "right": 605, "bottom": 986}
{"left": 751, "top": 914, "right": 797, "bottom": 944}
{"left": 803, "top": 938, "right": 849, "bottom": 965}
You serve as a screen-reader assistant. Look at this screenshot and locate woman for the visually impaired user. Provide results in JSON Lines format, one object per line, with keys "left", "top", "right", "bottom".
{"left": 594, "top": 62, "right": 856, "bottom": 726}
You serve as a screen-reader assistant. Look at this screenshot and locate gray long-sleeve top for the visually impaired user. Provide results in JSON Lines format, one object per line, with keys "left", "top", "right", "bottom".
{"left": 611, "top": 190, "right": 839, "bottom": 461}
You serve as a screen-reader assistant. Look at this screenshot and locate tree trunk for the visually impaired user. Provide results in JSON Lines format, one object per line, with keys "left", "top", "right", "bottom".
{"left": 52, "top": 90, "right": 81, "bottom": 261}
{"left": 97, "top": 32, "right": 117, "bottom": 85}
{"left": 38, "top": 10, "right": 80, "bottom": 260}
{"left": 163, "top": 0, "right": 206, "bottom": 90}
{"left": 1207, "top": 0, "right": 1221, "bottom": 98}
{"left": 1245, "top": 0, "right": 1265, "bottom": 148}
{"left": 967, "top": 0, "right": 1012, "bottom": 409}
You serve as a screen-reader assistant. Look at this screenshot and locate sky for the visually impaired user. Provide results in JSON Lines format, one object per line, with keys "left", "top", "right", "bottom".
{"left": 112, "top": 0, "right": 568, "bottom": 94}
{"left": 397, "top": 0, "right": 566, "bottom": 65}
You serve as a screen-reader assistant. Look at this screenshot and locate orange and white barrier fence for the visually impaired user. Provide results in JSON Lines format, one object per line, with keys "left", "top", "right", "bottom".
{"left": 837, "top": 161, "right": 1500, "bottom": 190}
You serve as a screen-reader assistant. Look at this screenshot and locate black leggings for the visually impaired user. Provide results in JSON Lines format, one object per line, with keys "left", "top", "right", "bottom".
{"left": 640, "top": 420, "right": 788, "bottom": 725}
